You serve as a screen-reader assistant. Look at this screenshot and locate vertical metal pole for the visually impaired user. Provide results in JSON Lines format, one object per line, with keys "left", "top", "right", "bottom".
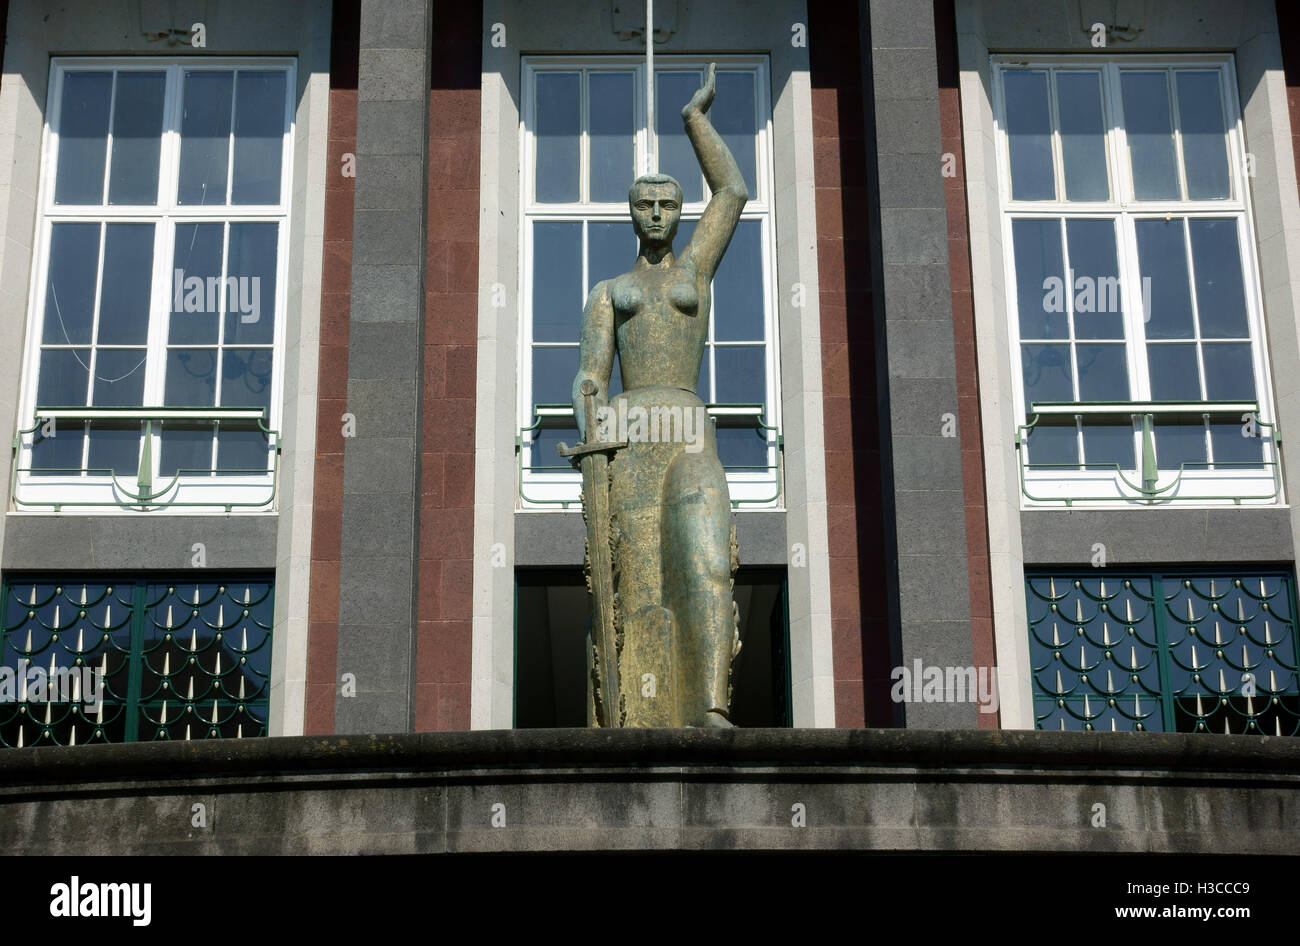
{"left": 1141, "top": 413, "right": 1157, "bottom": 495}
{"left": 125, "top": 582, "right": 145, "bottom": 742}
{"left": 646, "top": 0, "right": 655, "bottom": 174}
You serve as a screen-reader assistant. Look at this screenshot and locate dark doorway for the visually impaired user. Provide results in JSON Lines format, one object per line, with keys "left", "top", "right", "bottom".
{"left": 514, "top": 567, "right": 789, "bottom": 727}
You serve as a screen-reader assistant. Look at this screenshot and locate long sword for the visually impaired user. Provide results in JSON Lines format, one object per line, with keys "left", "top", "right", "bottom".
{"left": 557, "top": 380, "right": 627, "bottom": 726}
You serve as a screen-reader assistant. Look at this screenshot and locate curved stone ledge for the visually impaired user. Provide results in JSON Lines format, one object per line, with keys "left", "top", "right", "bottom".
{"left": 1, "top": 729, "right": 1297, "bottom": 854}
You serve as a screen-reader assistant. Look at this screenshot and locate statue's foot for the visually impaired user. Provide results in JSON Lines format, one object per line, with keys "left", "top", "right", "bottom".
{"left": 696, "top": 708, "right": 734, "bottom": 728}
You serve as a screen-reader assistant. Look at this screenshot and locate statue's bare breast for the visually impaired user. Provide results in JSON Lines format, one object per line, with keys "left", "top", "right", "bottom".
{"left": 610, "top": 265, "right": 710, "bottom": 393}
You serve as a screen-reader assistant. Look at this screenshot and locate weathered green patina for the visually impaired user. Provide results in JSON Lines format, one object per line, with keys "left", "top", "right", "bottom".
{"left": 559, "top": 65, "right": 746, "bottom": 728}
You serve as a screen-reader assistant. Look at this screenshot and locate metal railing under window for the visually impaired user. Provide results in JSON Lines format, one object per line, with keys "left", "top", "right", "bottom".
{"left": 518, "top": 402, "right": 783, "bottom": 509}
{"left": 11, "top": 406, "right": 280, "bottom": 512}
{"left": 1017, "top": 400, "right": 1282, "bottom": 505}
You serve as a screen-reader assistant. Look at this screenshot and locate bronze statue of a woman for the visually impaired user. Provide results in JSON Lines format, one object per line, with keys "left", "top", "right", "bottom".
{"left": 561, "top": 64, "right": 746, "bottom": 728}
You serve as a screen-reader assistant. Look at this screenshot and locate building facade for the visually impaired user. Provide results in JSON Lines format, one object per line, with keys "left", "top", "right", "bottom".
{"left": 0, "top": 0, "right": 1297, "bottom": 853}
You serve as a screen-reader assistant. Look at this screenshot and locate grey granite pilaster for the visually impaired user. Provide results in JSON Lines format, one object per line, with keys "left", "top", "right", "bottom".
{"left": 861, "top": 0, "right": 975, "bottom": 727}
{"left": 335, "top": 0, "right": 431, "bottom": 733}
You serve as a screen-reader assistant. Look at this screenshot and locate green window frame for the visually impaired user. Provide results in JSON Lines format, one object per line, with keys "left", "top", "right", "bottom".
{"left": 1027, "top": 569, "right": 1299, "bottom": 735}
{"left": 0, "top": 575, "right": 272, "bottom": 747}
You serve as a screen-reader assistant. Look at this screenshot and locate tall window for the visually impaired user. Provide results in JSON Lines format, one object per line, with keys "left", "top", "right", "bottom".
{"left": 15, "top": 59, "right": 293, "bottom": 511}
{"left": 995, "top": 57, "right": 1278, "bottom": 505}
{"left": 518, "top": 56, "right": 781, "bottom": 508}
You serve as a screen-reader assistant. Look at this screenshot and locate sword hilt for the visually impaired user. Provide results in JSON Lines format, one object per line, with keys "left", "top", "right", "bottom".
{"left": 556, "top": 439, "right": 628, "bottom": 459}
{"left": 556, "top": 379, "right": 627, "bottom": 461}
{"left": 580, "top": 378, "right": 599, "bottom": 443}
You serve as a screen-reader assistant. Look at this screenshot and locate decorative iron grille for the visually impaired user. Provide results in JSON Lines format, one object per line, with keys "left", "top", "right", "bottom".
{"left": 0, "top": 576, "right": 272, "bottom": 747}
{"left": 1027, "top": 570, "right": 1299, "bottom": 734}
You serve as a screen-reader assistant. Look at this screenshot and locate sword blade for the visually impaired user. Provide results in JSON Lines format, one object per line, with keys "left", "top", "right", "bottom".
{"left": 581, "top": 446, "right": 620, "bottom": 726}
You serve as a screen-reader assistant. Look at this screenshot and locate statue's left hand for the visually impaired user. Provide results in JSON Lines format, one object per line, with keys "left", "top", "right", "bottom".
{"left": 682, "top": 62, "right": 717, "bottom": 120}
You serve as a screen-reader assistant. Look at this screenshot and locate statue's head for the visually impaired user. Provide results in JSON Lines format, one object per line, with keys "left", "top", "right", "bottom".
{"left": 628, "top": 173, "right": 683, "bottom": 249}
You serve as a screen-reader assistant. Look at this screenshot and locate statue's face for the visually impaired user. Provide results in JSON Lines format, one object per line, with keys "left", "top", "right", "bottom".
{"left": 629, "top": 182, "right": 682, "bottom": 248}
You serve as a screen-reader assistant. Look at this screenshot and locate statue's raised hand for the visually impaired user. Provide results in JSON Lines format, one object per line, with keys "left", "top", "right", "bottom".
{"left": 682, "top": 62, "right": 717, "bottom": 120}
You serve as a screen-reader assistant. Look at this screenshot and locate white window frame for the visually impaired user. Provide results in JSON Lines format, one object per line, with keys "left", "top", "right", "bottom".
{"left": 517, "top": 55, "right": 782, "bottom": 509}
{"left": 992, "top": 54, "right": 1280, "bottom": 507}
{"left": 13, "top": 56, "right": 295, "bottom": 514}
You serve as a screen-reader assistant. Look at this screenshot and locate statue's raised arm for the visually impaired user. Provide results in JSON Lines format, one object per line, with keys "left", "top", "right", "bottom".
{"left": 680, "top": 63, "right": 748, "bottom": 280}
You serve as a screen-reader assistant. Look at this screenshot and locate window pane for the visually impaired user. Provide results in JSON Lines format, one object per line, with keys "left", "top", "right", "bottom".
{"left": 219, "top": 348, "right": 274, "bottom": 409}
{"left": 587, "top": 219, "right": 627, "bottom": 402}
{"left": 656, "top": 71, "right": 704, "bottom": 203}
{"left": 1204, "top": 342, "right": 1262, "bottom": 465}
{"left": 1066, "top": 219, "right": 1123, "bottom": 339}
{"left": 1003, "top": 71, "right": 1054, "bottom": 201}
{"left": 160, "top": 427, "right": 213, "bottom": 476}
{"left": 215, "top": 337, "right": 273, "bottom": 466}
{"left": 1023, "top": 423, "right": 1076, "bottom": 468}
{"left": 1212, "top": 420, "right": 1265, "bottom": 466}
{"left": 1136, "top": 218, "right": 1194, "bottom": 339}
{"left": 1146, "top": 342, "right": 1204, "bottom": 466}
{"left": 589, "top": 72, "right": 634, "bottom": 203}
{"left": 165, "top": 348, "right": 217, "bottom": 405}
{"left": 1082, "top": 421, "right": 1134, "bottom": 470}
{"left": 1153, "top": 421, "right": 1206, "bottom": 469}
{"left": 1146, "top": 342, "right": 1201, "bottom": 400}
{"left": 43, "top": 223, "right": 100, "bottom": 345}
{"left": 178, "top": 71, "right": 234, "bottom": 205}
{"left": 1012, "top": 218, "right": 1066, "bottom": 339}
{"left": 713, "top": 220, "right": 763, "bottom": 341}
{"left": 675, "top": 217, "right": 698, "bottom": 261}
{"left": 587, "top": 220, "right": 635, "bottom": 290}
{"left": 1177, "top": 71, "right": 1230, "bottom": 200}
{"left": 535, "top": 72, "right": 580, "bottom": 202}
{"left": 225, "top": 223, "right": 277, "bottom": 344}
{"left": 97, "top": 223, "right": 154, "bottom": 346}
{"left": 231, "top": 71, "right": 286, "bottom": 204}
{"left": 1022, "top": 344, "right": 1077, "bottom": 467}
{"left": 171, "top": 223, "right": 223, "bottom": 345}
{"left": 609, "top": 351, "right": 623, "bottom": 397}
{"left": 1075, "top": 343, "right": 1128, "bottom": 401}
{"left": 714, "top": 71, "right": 757, "bottom": 199}
{"left": 1188, "top": 218, "right": 1248, "bottom": 338}
{"left": 1121, "top": 72, "right": 1179, "bottom": 199}
{"left": 37, "top": 349, "right": 90, "bottom": 406}
{"left": 1203, "top": 342, "right": 1256, "bottom": 400}
{"left": 530, "top": 426, "right": 578, "bottom": 473}
{"left": 87, "top": 426, "right": 140, "bottom": 478}
{"left": 714, "top": 346, "right": 765, "bottom": 403}
{"left": 532, "top": 346, "right": 578, "bottom": 406}
{"left": 717, "top": 426, "right": 768, "bottom": 473}
{"left": 533, "top": 221, "right": 582, "bottom": 342}
{"left": 91, "top": 349, "right": 147, "bottom": 406}
{"left": 1021, "top": 343, "right": 1074, "bottom": 402}
{"left": 29, "top": 419, "right": 84, "bottom": 474}
{"left": 1057, "top": 72, "right": 1108, "bottom": 201}
{"left": 218, "top": 429, "right": 271, "bottom": 473}
{"left": 1075, "top": 344, "right": 1133, "bottom": 471}
{"left": 108, "top": 72, "right": 165, "bottom": 205}
{"left": 55, "top": 72, "right": 112, "bottom": 204}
